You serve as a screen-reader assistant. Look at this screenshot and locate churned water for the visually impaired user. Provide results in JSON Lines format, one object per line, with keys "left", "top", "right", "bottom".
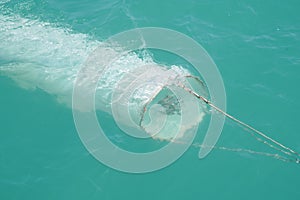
{"left": 1, "top": 0, "right": 300, "bottom": 199}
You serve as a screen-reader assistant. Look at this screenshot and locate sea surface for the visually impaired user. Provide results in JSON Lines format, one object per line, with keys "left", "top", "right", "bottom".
{"left": 1, "top": 0, "right": 300, "bottom": 199}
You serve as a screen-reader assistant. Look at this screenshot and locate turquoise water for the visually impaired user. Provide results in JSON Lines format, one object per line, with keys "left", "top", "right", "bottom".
{"left": 1, "top": 0, "right": 300, "bottom": 199}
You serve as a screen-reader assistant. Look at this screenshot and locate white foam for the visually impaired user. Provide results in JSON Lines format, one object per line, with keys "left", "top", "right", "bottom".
{"left": 0, "top": 14, "right": 205, "bottom": 140}
{"left": 0, "top": 15, "right": 100, "bottom": 66}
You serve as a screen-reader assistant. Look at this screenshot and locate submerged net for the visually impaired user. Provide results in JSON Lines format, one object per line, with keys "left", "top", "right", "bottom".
{"left": 1, "top": 13, "right": 299, "bottom": 164}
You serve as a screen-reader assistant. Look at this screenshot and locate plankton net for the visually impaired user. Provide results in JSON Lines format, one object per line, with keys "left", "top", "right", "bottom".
{"left": 1, "top": 14, "right": 299, "bottom": 164}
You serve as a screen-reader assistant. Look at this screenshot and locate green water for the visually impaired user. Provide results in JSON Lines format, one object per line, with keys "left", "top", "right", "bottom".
{"left": 1, "top": 0, "right": 300, "bottom": 199}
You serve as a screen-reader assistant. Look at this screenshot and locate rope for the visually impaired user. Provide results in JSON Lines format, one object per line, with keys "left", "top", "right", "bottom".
{"left": 177, "top": 83, "right": 300, "bottom": 163}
